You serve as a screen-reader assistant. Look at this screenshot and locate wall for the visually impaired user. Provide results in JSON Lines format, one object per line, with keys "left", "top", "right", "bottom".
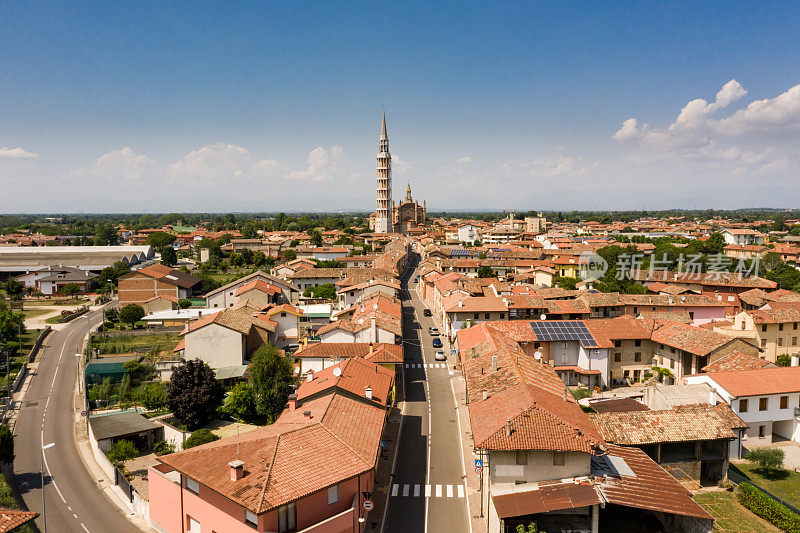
{"left": 185, "top": 323, "right": 244, "bottom": 368}
{"left": 148, "top": 466, "right": 183, "bottom": 533}
{"left": 490, "top": 450, "right": 590, "bottom": 495}
{"left": 152, "top": 418, "right": 191, "bottom": 451}
{"left": 88, "top": 423, "right": 117, "bottom": 480}
{"left": 320, "top": 330, "right": 355, "bottom": 343}
{"left": 118, "top": 273, "right": 178, "bottom": 306}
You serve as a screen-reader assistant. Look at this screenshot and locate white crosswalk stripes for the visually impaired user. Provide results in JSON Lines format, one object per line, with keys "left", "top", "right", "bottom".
{"left": 390, "top": 483, "right": 463, "bottom": 498}
{"left": 404, "top": 363, "right": 448, "bottom": 369}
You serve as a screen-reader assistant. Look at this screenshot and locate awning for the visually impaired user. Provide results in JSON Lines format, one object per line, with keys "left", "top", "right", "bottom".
{"left": 492, "top": 480, "right": 601, "bottom": 519}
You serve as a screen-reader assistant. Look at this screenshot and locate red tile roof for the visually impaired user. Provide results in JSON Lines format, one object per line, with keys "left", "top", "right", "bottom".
{"left": 235, "top": 279, "right": 282, "bottom": 297}
{"left": 296, "top": 358, "right": 394, "bottom": 406}
{"left": 0, "top": 508, "right": 38, "bottom": 532}
{"left": 703, "top": 366, "right": 800, "bottom": 397}
{"left": 294, "top": 342, "right": 402, "bottom": 364}
{"left": 701, "top": 351, "right": 772, "bottom": 372}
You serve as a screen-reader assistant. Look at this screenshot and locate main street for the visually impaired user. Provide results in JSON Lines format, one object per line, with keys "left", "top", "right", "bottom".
{"left": 14, "top": 306, "right": 140, "bottom": 533}
{"left": 385, "top": 254, "right": 470, "bottom": 532}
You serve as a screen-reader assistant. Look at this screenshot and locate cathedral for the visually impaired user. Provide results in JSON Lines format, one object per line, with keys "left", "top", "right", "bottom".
{"left": 368, "top": 113, "right": 427, "bottom": 234}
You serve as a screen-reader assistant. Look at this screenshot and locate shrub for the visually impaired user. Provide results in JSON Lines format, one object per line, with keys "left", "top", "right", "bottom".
{"left": 0, "top": 425, "right": 14, "bottom": 463}
{"left": 119, "top": 304, "right": 145, "bottom": 326}
{"left": 106, "top": 439, "right": 138, "bottom": 464}
{"left": 103, "top": 321, "right": 115, "bottom": 330}
{"left": 166, "top": 360, "right": 224, "bottom": 429}
{"left": 183, "top": 429, "right": 220, "bottom": 450}
{"left": 153, "top": 440, "right": 175, "bottom": 456}
{"left": 776, "top": 354, "right": 791, "bottom": 367}
{"left": 747, "top": 447, "right": 785, "bottom": 475}
{"left": 140, "top": 382, "right": 167, "bottom": 410}
{"left": 737, "top": 482, "right": 800, "bottom": 533}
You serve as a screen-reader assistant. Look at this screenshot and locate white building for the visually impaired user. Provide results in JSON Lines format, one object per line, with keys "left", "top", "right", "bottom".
{"left": 374, "top": 112, "right": 392, "bottom": 234}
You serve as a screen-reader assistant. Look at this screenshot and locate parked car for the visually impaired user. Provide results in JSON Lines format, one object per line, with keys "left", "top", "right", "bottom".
{"left": 434, "top": 350, "right": 446, "bottom": 361}
{"left": 414, "top": 276, "right": 420, "bottom": 282}
{"left": 423, "top": 309, "right": 432, "bottom": 317}
{"left": 432, "top": 337, "right": 442, "bottom": 348}
{"left": 428, "top": 326, "right": 439, "bottom": 336}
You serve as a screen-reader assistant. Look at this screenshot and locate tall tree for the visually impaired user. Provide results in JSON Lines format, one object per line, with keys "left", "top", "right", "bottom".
{"left": 249, "top": 345, "right": 294, "bottom": 423}
{"left": 166, "top": 360, "right": 224, "bottom": 429}
{"left": 161, "top": 246, "right": 178, "bottom": 266}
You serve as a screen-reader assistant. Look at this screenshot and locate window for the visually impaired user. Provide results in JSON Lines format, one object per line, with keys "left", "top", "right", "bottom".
{"left": 633, "top": 307, "right": 638, "bottom": 314}
{"left": 762, "top": 324, "right": 768, "bottom": 332}
{"left": 499, "top": 313, "right": 505, "bottom": 319}
{"left": 328, "top": 485, "right": 339, "bottom": 505}
{"left": 794, "top": 322, "right": 798, "bottom": 330}
{"left": 779, "top": 323, "right": 784, "bottom": 331}
{"left": 623, "top": 370, "right": 630, "bottom": 378}
{"left": 739, "top": 399, "right": 748, "bottom": 412}
{"left": 187, "top": 516, "right": 201, "bottom": 533}
{"left": 669, "top": 358, "right": 675, "bottom": 369}
{"left": 758, "top": 425, "right": 766, "bottom": 438}
{"left": 514, "top": 480, "right": 528, "bottom": 485}
{"left": 794, "top": 337, "right": 798, "bottom": 346}
{"left": 553, "top": 452, "right": 566, "bottom": 466}
{"left": 614, "top": 340, "right": 622, "bottom": 348}
{"left": 245, "top": 510, "right": 258, "bottom": 529}
{"left": 277, "top": 503, "right": 296, "bottom": 532}
{"left": 186, "top": 477, "right": 200, "bottom": 495}
{"left": 761, "top": 339, "right": 767, "bottom": 348}
{"left": 614, "top": 353, "right": 621, "bottom": 362}
{"left": 634, "top": 339, "right": 641, "bottom": 347}
{"left": 485, "top": 313, "right": 491, "bottom": 320}
{"left": 634, "top": 352, "right": 641, "bottom": 362}
{"left": 633, "top": 370, "right": 641, "bottom": 381}
{"left": 281, "top": 312, "right": 286, "bottom": 317}
{"left": 778, "top": 337, "right": 784, "bottom": 347}
{"left": 780, "top": 396, "right": 788, "bottom": 409}
{"left": 473, "top": 313, "right": 479, "bottom": 320}
{"left": 515, "top": 451, "right": 528, "bottom": 465}
{"left": 759, "top": 398, "right": 768, "bottom": 411}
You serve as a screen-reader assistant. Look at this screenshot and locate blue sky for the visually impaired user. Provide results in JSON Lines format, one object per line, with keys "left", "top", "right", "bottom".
{"left": 2, "top": 2, "right": 800, "bottom": 212}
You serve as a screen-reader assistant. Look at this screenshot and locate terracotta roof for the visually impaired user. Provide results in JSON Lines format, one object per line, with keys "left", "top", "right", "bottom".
{"left": 0, "top": 508, "right": 38, "bottom": 532}
{"left": 492, "top": 480, "right": 601, "bottom": 519}
{"left": 650, "top": 320, "right": 736, "bottom": 356}
{"left": 294, "top": 342, "right": 402, "bottom": 364}
{"left": 589, "top": 398, "right": 650, "bottom": 414}
{"left": 701, "top": 351, "right": 772, "bottom": 372}
{"left": 630, "top": 270, "right": 776, "bottom": 289}
{"left": 636, "top": 310, "right": 692, "bottom": 323}
{"left": 703, "top": 366, "right": 800, "bottom": 397}
{"left": 443, "top": 295, "right": 508, "bottom": 313}
{"left": 159, "top": 391, "right": 386, "bottom": 515}
{"left": 296, "top": 358, "right": 394, "bottom": 406}
{"left": 182, "top": 308, "right": 276, "bottom": 336}
{"left": 235, "top": 279, "right": 282, "bottom": 297}
{"left": 747, "top": 307, "right": 800, "bottom": 324}
{"left": 144, "top": 293, "right": 180, "bottom": 304}
{"left": 264, "top": 303, "right": 303, "bottom": 316}
{"left": 590, "top": 403, "right": 746, "bottom": 445}
{"left": 133, "top": 264, "right": 201, "bottom": 289}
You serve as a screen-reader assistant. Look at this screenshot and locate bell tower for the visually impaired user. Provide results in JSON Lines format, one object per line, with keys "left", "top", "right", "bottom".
{"left": 375, "top": 112, "right": 392, "bottom": 233}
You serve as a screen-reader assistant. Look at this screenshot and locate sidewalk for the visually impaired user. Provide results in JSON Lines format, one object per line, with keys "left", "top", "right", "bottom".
{"left": 450, "top": 373, "right": 488, "bottom": 533}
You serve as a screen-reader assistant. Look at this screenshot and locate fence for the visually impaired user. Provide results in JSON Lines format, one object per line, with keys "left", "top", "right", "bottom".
{"left": 728, "top": 466, "right": 800, "bottom": 516}
{"left": 28, "top": 326, "right": 52, "bottom": 363}
{"left": 115, "top": 466, "right": 135, "bottom": 502}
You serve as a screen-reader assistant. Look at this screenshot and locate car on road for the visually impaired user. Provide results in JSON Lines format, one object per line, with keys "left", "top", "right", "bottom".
{"left": 414, "top": 276, "right": 419, "bottom": 282}
{"left": 434, "top": 350, "right": 446, "bottom": 361}
{"left": 423, "top": 308, "right": 432, "bottom": 316}
{"left": 428, "top": 326, "right": 439, "bottom": 336}
{"left": 432, "top": 337, "right": 442, "bottom": 348}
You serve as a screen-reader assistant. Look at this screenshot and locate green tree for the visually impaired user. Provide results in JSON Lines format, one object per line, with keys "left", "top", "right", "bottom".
{"left": 701, "top": 232, "right": 725, "bottom": 255}
{"left": 119, "top": 304, "right": 145, "bottom": 326}
{"left": 140, "top": 382, "right": 167, "bottom": 410}
{"left": 58, "top": 282, "right": 81, "bottom": 296}
{"left": 182, "top": 428, "right": 220, "bottom": 450}
{"left": 123, "top": 359, "right": 155, "bottom": 386}
{"left": 516, "top": 523, "right": 541, "bottom": 533}
{"left": 117, "top": 374, "right": 131, "bottom": 402}
{"left": 178, "top": 298, "right": 192, "bottom": 309}
{"left": 0, "top": 301, "right": 25, "bottom": 341}
{"left": 93, "top": 223, "right": 119, "bottom": 246}
{"left": 222, "top": 382, "right": 257, "bottom": 421}
{"left": 166, "top": 360, "right": 224, "bottom": 429}
{"left": 303, "top": 283, "right": 337, "bottom": 300}
{"left": 0, "top": 425, "right": 14, "bottom": 463}
{"left": 1, "top": 279, "right": 24, "bottom": 299}
{"left": 106, "top": 439, "right": 138, "bottom": 464}
{"left": 249, "top": 345, "right": 294, "bottom": 423}
{"left": 146, "top": 231, "right": 177, "bottom": 251}
{"left": 282, "top": 249, "right": 297, "bottom": 261}
{"left": 104, "top": 308, "right": 119, "bottom": 322}
{"left": 776, "top": 354, "right": 791, "bottom": 367}
{"left": 477, "top": 266, "right": 494, "bottom": 278}
{"left": 747, "top": 447, "right": 785, "bottom": 476}
{"left": 161, "top": 246, "right": 177, "bottom": 266}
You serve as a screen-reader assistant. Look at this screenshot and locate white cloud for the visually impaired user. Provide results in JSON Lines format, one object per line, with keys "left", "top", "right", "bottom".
{"left": 612, "top": 118, "right": 643, "bottom": 141}
{"left": 457, "top": 156, "right": 472, "bottom": 164}
{"left": 502, "top": 153, "right": 590, "bottom": 179}
{"left": 284, "top": 146, "right": 346, "bottom": 181}
{"left": 0, "top": 147, "right": 39, "bottom": 159}
{"left": 73, "top": 147, "right": 160, "bottom": 181}
{"left": 167, "top": 143, "right": 252, "bottom": 182}
{"left": 716, "top": 84, "right": 800, "bottom": 135}
{"left": 391, "top": 153, "right": 413, "bottom": 175}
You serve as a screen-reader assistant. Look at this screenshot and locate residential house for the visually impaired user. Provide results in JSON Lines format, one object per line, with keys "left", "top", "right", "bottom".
{"left": 719, "top": 308, "right": 800, "bottom": 362}
{"left": 337, "top": 278, "right": 400, "bottom": 309}
{"left": 204, "top": 271, "right": 298, "bottom": 308}
{"left": 148, "top": 358, "right": 393, "bottom": 533}
{"left": 118, "top": 264, "right": 202, "bottom": 307}
{"left": 720, "top": 228, "right": 765, "bottom": 246}
{"left": 14, "top": 265, "right": 97, "bottom": 295}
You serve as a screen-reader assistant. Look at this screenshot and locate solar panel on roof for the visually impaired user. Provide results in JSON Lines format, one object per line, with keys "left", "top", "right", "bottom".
{"left": 529, "top": 321, "right": 598, "bottom": 346}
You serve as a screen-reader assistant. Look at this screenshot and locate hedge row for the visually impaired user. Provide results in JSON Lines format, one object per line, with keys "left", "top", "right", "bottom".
{"left": 737, "top": 481, "right": 800, "bottom": 533}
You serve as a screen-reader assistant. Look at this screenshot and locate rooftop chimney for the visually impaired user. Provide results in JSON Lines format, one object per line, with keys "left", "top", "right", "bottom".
{"left": 491, "top": 355, "right": 498, "bottom": 372}
{"left": 365, "top": 387, "right": 373, "bottom": 400}
{"left": 288, "top": 393, "right": 297, "bottom": 411}
{"left": 709, "top": 387, "right": 717, "bottom": 406}
{"left": 303, "top": 410, "right": 312, "bottom": 419}
{"left": 306, "top": 370, "right": 314, "bottom": 382}
{"left": 792, "top": 354, "right": 799, "bottom": 367}
{"left": 229, "top": 460, "right": 245, "bottom": 481}
{"left": 482, "top": 390, "right": 488, "bottom": 401}
{"left": 506, "top": 420, "right": 511, "bottom": 437}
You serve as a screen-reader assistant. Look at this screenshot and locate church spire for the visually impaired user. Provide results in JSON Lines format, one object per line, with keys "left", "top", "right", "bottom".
{"left": 406, "top": 183, "right": 412, "bottom": 201}
{"left": 379, "top": 111, "right": 389, "bottom": 153}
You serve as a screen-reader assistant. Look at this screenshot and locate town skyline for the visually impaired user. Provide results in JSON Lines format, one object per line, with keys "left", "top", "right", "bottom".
{"left": 3, "top": 3, "right": 800, "bottom": 212}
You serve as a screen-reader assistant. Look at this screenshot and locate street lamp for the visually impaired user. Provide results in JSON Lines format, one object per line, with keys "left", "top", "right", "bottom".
{"left": 41, "top": 442, "right": 55, "bottom": 533}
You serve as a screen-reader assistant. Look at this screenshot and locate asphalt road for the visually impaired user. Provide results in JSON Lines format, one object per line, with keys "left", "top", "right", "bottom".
{"left": 385, "top": 256, "right": 469, "bottom": 533}
{"left": 14, "top": 306, "right": 137, "bottom": 533}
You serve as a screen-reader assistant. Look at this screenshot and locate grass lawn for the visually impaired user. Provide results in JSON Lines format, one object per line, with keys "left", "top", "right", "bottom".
{"left": 23, "top": 298, "right": 90, "bottom": 306}
{"left": 21, "top": 307, "right": 54, "bottom": 319}
{"left": 91, "top": 332, "right": 182, "bottom": 356}
{"left": 732, "top": 462, "right": 800, "bottom": 509}
{"left": 693, "top": 490, "right": 779, "bottom": 532}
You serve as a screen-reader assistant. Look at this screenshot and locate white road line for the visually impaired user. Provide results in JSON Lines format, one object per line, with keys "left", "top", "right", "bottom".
{"left": 425, "top": 484, "right": 431, "bottom": 497}
{"left": 435, "top": 484, "right": 442, "bottom": 498}
{"left": 402, "top": 484, "right": 409, "bottom": 497}
{"left": 446, "top": 485, "right": 453, "bottom": 498}
{"left": 81, "top": 524, "right": 90, "bottom": 533}
{"left": 457, "top": 484, "right": 465, "bottom": 498}
{"left": 391, "top": 484, "right": 399, "bottom": 497}
{"left": 414, "top": 484, "right": 420, "bottom": 497}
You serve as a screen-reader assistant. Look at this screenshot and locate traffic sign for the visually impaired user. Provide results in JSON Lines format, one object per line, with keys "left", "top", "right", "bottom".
{"left": 474, "top": 459, "right": 483, "bottom": 468}
{"left": 80, "top": 410, "right": 88, "bottom": 417}
{"left": 363, "top": 499, "right": 374, "bottom": 511}
{"left": 362, "top": 491, "right": 372, "bottom": 501}
{"left": 379, "top": 440, "right": 386, "bottom": 448}
{"left": 475, "top": 467, "right": 482, "bottom": 474}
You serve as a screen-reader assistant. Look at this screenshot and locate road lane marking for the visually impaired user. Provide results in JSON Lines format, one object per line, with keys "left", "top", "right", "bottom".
{"left": 402, "top": 484, "right": 409, "bottom": 497}
{"left": 425, "top": 484, "right": 431, "bottom": 497}
{"left": 457, "top": 484, "right": 465, "bottom": 498}
{"left": 435, "top": 484, "right": 442, "bottom": 497}
{"left": 414, "top": 484, "right": 420, "bottom": 497}
{"left": 81, "top": 524, "right": 89, "bottom": 533}
{"left": 391, "top": 484, "right": 399, "bottom": 497}
{"left": 446, "top": 485, "right": 453, "bottom": 498}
